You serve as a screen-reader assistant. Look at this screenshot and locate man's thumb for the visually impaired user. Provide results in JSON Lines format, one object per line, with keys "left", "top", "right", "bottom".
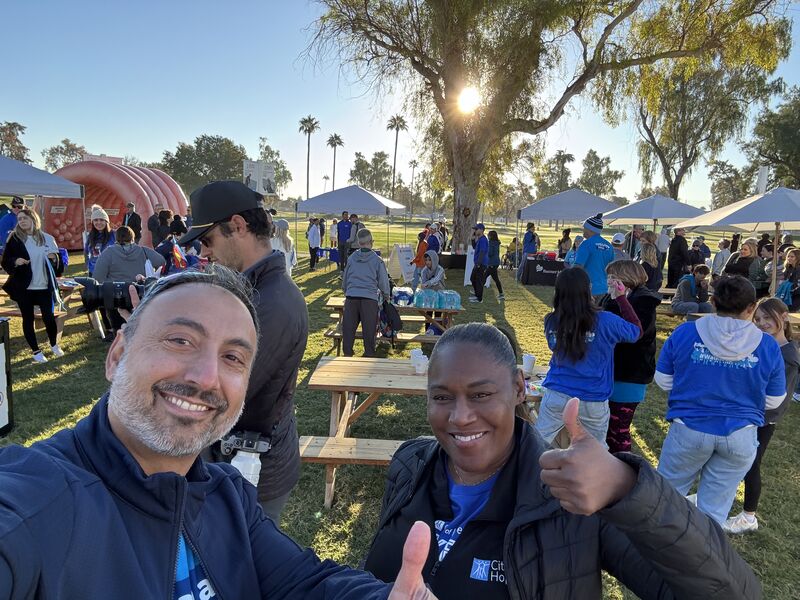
{"left": 392, "top": 521, "right": 430, "bottom": 596}
{"left": 563, "top": 397, "right": 589, "bottom": 444}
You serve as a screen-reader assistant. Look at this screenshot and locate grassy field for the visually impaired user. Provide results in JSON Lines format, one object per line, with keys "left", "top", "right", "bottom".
{"left": 1, "top": 223, "right": 796, "bottom": 599}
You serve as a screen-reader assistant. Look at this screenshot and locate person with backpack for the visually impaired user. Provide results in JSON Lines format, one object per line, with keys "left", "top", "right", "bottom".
{"left": 671, "top": 265, "right": 713, "bottom": 315}
{"left": 342, "top": 228, "right": 390, "bottom": 357}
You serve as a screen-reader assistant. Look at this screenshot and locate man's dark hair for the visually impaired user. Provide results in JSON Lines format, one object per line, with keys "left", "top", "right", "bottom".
{"left": 713, "top": 275, "right": 756, "bottom": 315}
{"left": 116, "top": 226, "right": 134, "bottom": 245}
{"left": 219, "top": 207, "right": 273, "bottom": 242}
{"left": 124, "top": 266, "right": 259, "bottom": 340}
{"left": 692, "top": 264, "right": 710, "bottom": 276}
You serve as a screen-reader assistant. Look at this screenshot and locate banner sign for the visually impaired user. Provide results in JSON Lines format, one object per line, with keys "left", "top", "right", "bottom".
{"left": 243, "top": 160, "right": 277, "bottom": 197}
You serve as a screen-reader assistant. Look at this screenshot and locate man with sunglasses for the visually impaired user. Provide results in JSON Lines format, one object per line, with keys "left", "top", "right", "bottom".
{"left": 179, "top": 181, "right": 308, "bottom": 524}
{"left": 0, "top": 196, "right": 25, "bottom": 256}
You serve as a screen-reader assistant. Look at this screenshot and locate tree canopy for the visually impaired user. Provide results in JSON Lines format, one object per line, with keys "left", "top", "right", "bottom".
{"left": 0, "top": 122, "right": 31, "bottom": 163}
{"left": 575, "top": 149, "right": 624, "bottom": 197}
{"left": 534, "top": 151, "right": 575, "bottom": 200}
{"left": 745, "top": 86, "right": 800, "bottom": 187}
{"left": 42, "top": 138, "right": 86, "bottom": 171}
{"left": 708, "top": 160, "right": 754, "bottom": 209}
{"left": 349, "top": 151, "right": 393, "bottom": 195}
{"left": 161, "top": 135, "right": 249, "bottom": 194}
{"left": 310, "top": 0, "right": 790, "bottom": 245}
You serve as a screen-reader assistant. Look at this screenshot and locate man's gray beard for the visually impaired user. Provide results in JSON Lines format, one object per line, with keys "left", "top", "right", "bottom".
{"left": 108, "top": 352, "right": 244, "bottom": 457}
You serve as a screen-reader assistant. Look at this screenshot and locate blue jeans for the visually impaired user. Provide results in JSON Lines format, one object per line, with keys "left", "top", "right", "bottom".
{"left": 411, "top": 266, "right": 422, "bottom": 291}
{"left": 658, "top": 421, "right": 758, "bottom": 524}
{"left": 535, "top": 388, "right": 610, "bottom": 448}
{"left": 671, "top": 301, "right": 713, "bottom": 315}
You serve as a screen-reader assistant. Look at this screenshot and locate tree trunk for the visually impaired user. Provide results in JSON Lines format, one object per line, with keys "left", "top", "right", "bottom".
{"left": 332, "top": 146, "right": 337, "bottom": 190}
{"left": 451, "top": 161, "right": 482, "bottom": 252}
{"left": 306, "top": 134, "right": 311, "bottom": 199}
{"left": 391, "top": 130, "right": 399, "bottom": 199}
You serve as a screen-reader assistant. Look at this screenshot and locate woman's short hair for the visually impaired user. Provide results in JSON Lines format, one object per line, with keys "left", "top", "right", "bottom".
{"left": 741, "top": 239, "right": 758, "bottom": 256}
{"left": 116, "top": 226, "right": 134, "bottom": 244}
{"left": 606, "top": 260, "right": 648, "bottom": 288}
{"left": 713, "top": 275, "right": 756, "bottom": 314}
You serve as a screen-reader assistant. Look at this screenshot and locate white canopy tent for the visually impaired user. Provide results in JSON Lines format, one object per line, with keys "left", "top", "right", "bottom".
{"left": 674, "top": 187, "right": 800, "bottom": 293}
{"left": 603, "top": 194, "right": 704, "bottom": 228}
{"left": 295, "top": 185, "right": 406, "bottom": 216}
{"left": 518, "top": 188, "right": 616, "bottom": 222}
{"left": 0, "top": 156, "right": 83, "bottom": 199}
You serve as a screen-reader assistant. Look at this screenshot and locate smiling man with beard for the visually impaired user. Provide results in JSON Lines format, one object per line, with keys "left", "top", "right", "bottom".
{"left": 0, "top": 267, "right": 437, "bottom": 600}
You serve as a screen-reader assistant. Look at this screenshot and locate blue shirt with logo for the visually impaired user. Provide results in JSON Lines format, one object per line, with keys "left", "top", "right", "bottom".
{"left": 657, "top": 322, "right": 785, "bottom": 435}
{"left": 574, "top": 234, "right": 614, "bottom": 295}
{"left": 174, "top": 533, "right": 216, "bottom": 600}
{"left": 542, "top": 311, "right": 640, "bottom": 401}
{"left": 474, "top": 235, "right": 489, "bottom": 266}
{"left": 336, "top": 219, "right": 352, "bottom": 243}
{"left": 435, "top": 465, "right": 499, "bottom": 563}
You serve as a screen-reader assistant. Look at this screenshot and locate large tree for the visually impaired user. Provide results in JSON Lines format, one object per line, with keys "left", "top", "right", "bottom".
{"left": 575, "top": 149, "right": 624, "bottom": 197}
{"left": 311, "top": 0, "right": 789, "bottom": 246}
{"left": 534, "top": 151, "right": 575, "bottom": 199}
{"left": 42, "top": 138, "right": 86, "bottom": 171}
{"left": 326, "top": 133, "right": 344, "bottom": 190}
{"left": 349, "top": 151, "right": 392, "bottom": 195}
{"left": 631, "top": 61, "right": 785, "bottom": 201}
{"left": 257, "top": 137, "right": 293, "bottom": 196}
{"left": 0, "top": 122, "right": 31, "bottom": 163}
{"left": 745, "top": 87, "right": 800, "bottom": 187}
{"left": 708, "top": 160, "right": 754, "bottom": 209}
{"left": 299, "top": 115, "right": 320, "bottom": 198}
{"left": 161, "top": 135, "right": 249, "bottom": 194}
{"left": 387, "top": 114, "right": 407, "bottom": 199}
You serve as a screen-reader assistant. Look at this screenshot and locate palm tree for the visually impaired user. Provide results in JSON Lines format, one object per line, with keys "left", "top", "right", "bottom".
{"left": 298, "top": 115, "right": 320, "bottom": 199}
{"left": 322, "top": 174, "right": 330, "bottom": 192}
{"left": 327, "top": 133, "right": 344, "bottom": 190}
{"left": 387, "top": 114, "right": 408, "bottom": 199}
{"left": 408, "top": 159, "right": 418, "bottom": 214}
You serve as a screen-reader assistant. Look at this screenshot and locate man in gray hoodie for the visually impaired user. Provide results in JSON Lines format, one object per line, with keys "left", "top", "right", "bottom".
{"left": 342, "top": 228, "right": 390, "bottom": 357}
{"left": 92, "top": 226, "right": 166, "bottom": 283}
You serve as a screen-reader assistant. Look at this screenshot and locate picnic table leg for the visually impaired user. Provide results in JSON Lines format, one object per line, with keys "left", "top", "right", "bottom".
{"left": 325, "top": 391, "right": 344, "bottom": 508}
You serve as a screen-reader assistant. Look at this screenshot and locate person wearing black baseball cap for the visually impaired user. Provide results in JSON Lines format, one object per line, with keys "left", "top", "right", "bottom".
{"left": 184, "top": 181, "right": 309, "bottom": 523}
{"left": 0, "top": 196, "right": 25, "bottom": 256}
{"left": 469, "top": 223, "right": 489, "bottom": 303}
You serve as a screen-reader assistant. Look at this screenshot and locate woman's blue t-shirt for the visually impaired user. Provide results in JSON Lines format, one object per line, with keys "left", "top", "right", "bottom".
{"left": 542, "top": 311, "right": 640, "bottom": 401}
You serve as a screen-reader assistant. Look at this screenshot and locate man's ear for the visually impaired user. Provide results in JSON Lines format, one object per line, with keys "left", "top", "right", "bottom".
{"left": 105, "top": 330, "right": 126, "bottom": 383}
{"left": 230, "top": 214, "right": 249, "bottom": 237}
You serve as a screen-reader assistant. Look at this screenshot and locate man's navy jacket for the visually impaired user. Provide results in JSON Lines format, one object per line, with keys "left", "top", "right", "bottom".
{"left": 0, "top": 396, "right": 391, "bottom": 599}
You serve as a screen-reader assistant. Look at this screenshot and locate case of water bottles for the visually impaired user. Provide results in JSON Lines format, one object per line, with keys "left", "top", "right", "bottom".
{"left": 392, "top": 287, "right": 415, "bottom": 306}
{"left": 413, "top": 289, "right": 439, "bottom": 309}
{"left": 436, "top": 290, "right": 462, "bottom": 310}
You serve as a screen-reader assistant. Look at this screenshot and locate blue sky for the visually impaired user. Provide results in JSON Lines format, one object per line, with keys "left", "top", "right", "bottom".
{"left": 3, "top": 1, "right": 798, "bottom": 208}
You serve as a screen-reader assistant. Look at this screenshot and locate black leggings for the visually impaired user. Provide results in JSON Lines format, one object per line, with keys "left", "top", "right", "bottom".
{"left": 16, "top": 289, "right": 58, "bottom": 352}
{"left": 487, "top": 266, "right": 503, "bottom": 294}
{"left": 743, "top": 424, "right": 776, "bottom": 512}
{"left": 309, "top": 246, "right": 319, "bottom": 270}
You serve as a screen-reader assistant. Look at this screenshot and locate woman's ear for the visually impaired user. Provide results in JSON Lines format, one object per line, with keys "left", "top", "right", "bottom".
{"left": 513, "top": 368, "right": 526, "bottom": 405}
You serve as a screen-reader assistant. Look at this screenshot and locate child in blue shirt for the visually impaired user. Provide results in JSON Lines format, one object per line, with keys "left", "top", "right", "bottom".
{"left": 536, "top": 267, "right": 642, "bottom": 447}
{"left": 656, "top": 275, "right": 785, "bottom": 525}
{"left": 574, "top": 214, "right": 614, "bottom": 296}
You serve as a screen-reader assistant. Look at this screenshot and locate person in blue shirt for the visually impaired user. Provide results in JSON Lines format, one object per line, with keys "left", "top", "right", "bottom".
{"left": 536, "top": 267, "right": 642, "bottom": 446}
{"left": 574, "top": 213, "right": 615, "bottom": 298}
{"left": 655, "top": 275, "right": 786, "bottom": 526}
{"left": 426, "top": 223, "right": 441, "bottom": 254}
{"left": 469, "top": 223, "right": 489, "bottom": 303}
{"left": 0, "top": 196, "right": 24, "bottom": 255}
{"left": 563, "top": 234, "right": 583, "bottom": 267}
{"left": 516, "top": 222, "right": 541, "bottom": 281}
{"left": 336, "top": 210, "right": 351, "bottom": 270}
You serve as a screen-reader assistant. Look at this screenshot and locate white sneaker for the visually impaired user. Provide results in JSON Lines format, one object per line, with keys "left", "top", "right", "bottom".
{"left": 793, "top": 392, "right": 800, "bottom": 403}
{"left": 51, "top": 344, "right": 64, "bottom": 357}
{"left": 723, "top": 512, "right": 758, "bottom": 534}
{"left": 469, "top": 294, "right": 478, "bottom": 300}
{"left": 498, "top": 294, "right": 505, "bottom": 300}
{"left": 32, "top": 352, "right": 48, "bottom": 364}
{"left": 686, "top": 493, "right": 697, "bottom": 506}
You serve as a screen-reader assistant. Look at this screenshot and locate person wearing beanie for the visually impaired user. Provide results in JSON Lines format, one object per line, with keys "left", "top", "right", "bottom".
{"left": 575, "top": 214, "right": 614, "bottom": 298}
{"left": 85, "top": 205, "right": 115, "bottom": 277}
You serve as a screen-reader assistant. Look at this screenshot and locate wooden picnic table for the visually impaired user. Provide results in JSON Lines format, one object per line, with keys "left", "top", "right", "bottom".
{"left": 306, "top": 355, "right": 547, "bottom": 507}
{"left": 325, "top": 296, "right": 462, "bottom": 332}
{"left": 658, "top": 287, "right": 677, "bottom": 297}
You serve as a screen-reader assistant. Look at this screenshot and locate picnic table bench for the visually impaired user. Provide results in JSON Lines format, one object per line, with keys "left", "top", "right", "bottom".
{"left": 324, "top": 296, "right": 462, "bottom": 355}
{"left": 304, "top": 356, "right": 548, "bottom": 508}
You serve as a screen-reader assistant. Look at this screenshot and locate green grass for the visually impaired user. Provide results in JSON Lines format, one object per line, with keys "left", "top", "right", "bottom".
{"left": 1, "top": 226, "right": 796, "bottom": 599}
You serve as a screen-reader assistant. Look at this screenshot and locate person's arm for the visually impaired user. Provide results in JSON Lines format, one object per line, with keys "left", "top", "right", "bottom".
{"left": 721, "top": 252, "right": 738, "bottom": 275}
{"left": 765, "top": 344, "right": 787, "bottom": 410}
{"left": 144, "top": 247, "right": 167, "bottom": 271}
{"left": 92, "top": 251, "right": 111, "bottom": 283}
{"left": 654, "top": 335, "right": 674, "bottom": 391}
{"left": 342, "top": 263, "right": 350, "bottom": 293}
{"left": 697, "top": 280, "right": 709, "bottom": 303}
{"left": 427, "top": 267, "right": 445, "bottom": 287}
{"left": 598, "top": 454, "right": 762, "bottom": 600}
{"left": 574, "top": 239, "right": 589, "bottom": 266}
{"left": 474, "top": 239, "right": 487, "bottom": 265}
{"left": 377, "top": 261, "right": 391, "bottom": 298}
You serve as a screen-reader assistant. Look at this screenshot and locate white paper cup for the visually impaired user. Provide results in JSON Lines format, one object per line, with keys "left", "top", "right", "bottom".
{"left": 414, "top": 359, "right": 428, "bottom": 375}
{"left": 522, "top": 353, "right": 536, "bottom": 375}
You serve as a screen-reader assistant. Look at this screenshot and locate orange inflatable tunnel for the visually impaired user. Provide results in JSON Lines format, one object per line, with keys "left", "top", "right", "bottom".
{"left": 41, "top": 161, "right": 188, "bottom": 250}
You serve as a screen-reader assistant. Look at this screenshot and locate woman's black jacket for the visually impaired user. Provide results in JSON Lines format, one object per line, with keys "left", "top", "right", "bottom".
{"left": 364, "top": 421, "right": 761, "bottom": 600}
{"left": 600, "top": 286, "right": 662, "bottom": 384}
{"left": 1, "top": 234, "right": 64, "bottom": 302}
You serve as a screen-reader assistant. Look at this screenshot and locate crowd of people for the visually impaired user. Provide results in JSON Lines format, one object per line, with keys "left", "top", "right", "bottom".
{"left": 0, "top": 187, "right": 796, "bottom": 598}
